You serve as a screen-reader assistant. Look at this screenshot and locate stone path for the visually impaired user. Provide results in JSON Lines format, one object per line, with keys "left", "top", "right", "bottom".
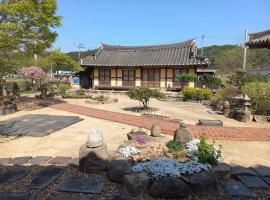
{"left": 0, "top": 159, "right": 269, "bottom": 199}
{"left": 50, "top": 103, "right": 270, "bottom": 141}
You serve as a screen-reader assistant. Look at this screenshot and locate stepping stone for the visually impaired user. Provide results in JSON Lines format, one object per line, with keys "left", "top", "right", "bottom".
{"left": 223, "top": 180, "right": 254, "bottom": 197}
{"left": 11, "top": 157, "right": 32, "bottom": 165}
{"left": 30, "top": 167, "right": 64, "bottom": 190}
{"left": 231, "top": 165, "right": 257, "bottom": 177}
{"left": 59, "top": 176, "right": 103, "bottom": 194}
{"left": 68, "top": 158, "right": 79, "bottom": 166}
{"left": 262, "top": 177, "right": 270, "bottom": 185}
{"left": 0, "top": 168, "right": 31, "bottom": 183}
{"left": 198, "top": 119, "right": 223, "bottom": 126}
{"left": 213, "top": 163, "right": 231, "bottom": 180}
{"left": 0, "top": 158, "right": 11, "bottom": 166}
{"left": 27, "top": 156, "right": 52, "bottom": 166}
{"left": 52, "top": 196, "right": 89, "bottom": 200}
{"left": 237, "top": 175, "right": 270, "bottom": 188}
{"left": 0, "top": 193, "right": 33, "bottom": 200}
{"left": 48, "top": 157, "right": 72, "bottom": 166}
{"left": 251, "top": 165, "right": 270, "bottom": 177}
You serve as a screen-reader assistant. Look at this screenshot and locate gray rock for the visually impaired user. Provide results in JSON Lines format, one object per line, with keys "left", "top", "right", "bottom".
{"left": 86, "top": 128, "right": 103, "bottom": 148}
{"left": 174, "top": 127, "right": 194, "bottom": 143}
{"left": 213, "top": 163, "right": 231, "bottom": 180}
{"left": 0, "top": 168, "right": 31, "bottom": 183}
{"left": 251, "top": 165, "right": 270, "bottom": 177}
{"left": 28, "top": 156, "right": 52, "bottom": 166}
{"left": 237, "top": 175, "right": 270, "bottom": 188}
{"left": 59, "top": 176, "right": 103, "bottom": 194}
{"left": 107, "top": 159, "right": 132, "bottom": 183}
{"left": 253, "top": 115, "right": 268, "bottom": 123}
{"left": 149, "top": 177, "right": 190, "bottom": 199}
{"left": 11, "top": 157, "right": 32, "bottom": 165}
{"left": 48, "top": 157, "right": 72, "bottom": 166}
{"left": 189, "top": 171, "right": 218, "bottom": 194}
{"left": 0, "top": 158, "right": 11, "bottom": 166}
{"left": 223, "top": 180, "right": 254, "bottom": 197}
{"left": 231, "top": 165, "right": 257, "bottom": 177}
{"left": 234, "top": 110, "right": 251, "bottom": 122}
{"left": 123, "top": 172, "right": 150, "bottom": 195}
{"left": 150, "top": 123, "right": 162, "bottom": 137}
{"left": 198, "top": 119, "right": 223, "bottom": 126}
{"left": 79, "top": 143, "right": 110, "bottom": 173}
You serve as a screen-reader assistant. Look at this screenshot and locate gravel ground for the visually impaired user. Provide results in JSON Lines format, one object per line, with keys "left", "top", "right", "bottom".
{"left": 0, "top": 165, "right": 270, "bottom": 200}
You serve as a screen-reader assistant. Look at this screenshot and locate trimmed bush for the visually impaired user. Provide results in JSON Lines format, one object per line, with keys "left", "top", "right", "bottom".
{"left": 182, "top": 87, "right": 212, "bottom": 101}
{"left": 127, "top": 87, "right": 166, "bottom": 108}
{"left": 58, "top": 83, "right": 69, "bottom": 97}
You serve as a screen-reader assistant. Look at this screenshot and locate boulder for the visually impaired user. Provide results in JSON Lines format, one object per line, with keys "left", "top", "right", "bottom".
{"left": 79, "top": 143, "right": 110, "bottom": 173}
{"left": 86, "top": 128, "right": 103, "bottom": 148}
{"left": 234, "top": 110, "right": 251, "bottom": 122}
{"left": 253, "top": 115, "right": 268, "bottom": 123}
{"left": 149, "top": 177, "right": 190, "bottom": 199}
{"left": 179, "top": 121, "right": 187, "bottom": 128}
{"left": 174, "top": 127, "right": 194, "bottom": 143}
{"left": 107, "top": 159, "right": 132, "bottom": 183}
{"left": 123, "top": 172, "right": 150, "bottom": 195}
{"left": 189, "top": 171, "right": 218, "bottom": 194}
{"left": 150, "top": 123, "right": 162, "bottom": 137}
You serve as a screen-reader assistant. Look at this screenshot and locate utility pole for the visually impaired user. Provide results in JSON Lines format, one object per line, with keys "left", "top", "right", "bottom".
{"left": 74, "top": 42, "right": 84, "bottom": 62}
{"left": 243, "top": 29, "right": 248, "bottom": 70}
{"left": 201, "top": 34, "right": 205, "bottom": 56}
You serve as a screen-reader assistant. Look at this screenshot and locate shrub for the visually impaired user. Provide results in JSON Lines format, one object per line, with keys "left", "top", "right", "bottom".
{"left": 58, "top": 84, "right": 69, "bottom": 97}
{"left": 242, "top": 82, "right": 270, "bottom": 114}
{"left": 166, "top": 140, "right": 185, "bottom": 152}
{"left": 93, "top": 95, "right": 109, "bottom": 101}
{"left": 182, "top": 87, "right": 212, "bottom": 101}
{"left": 127, "top": 87, "right": 166, "bottom": 108}
{"left": 199, "top": 74, "right": 222, "bottom": 89}
{"left": 176, "top": 73, "right": 197, "bottom": 86}
{"left": 198, "top": 134, "right": 222, "bottom": 165}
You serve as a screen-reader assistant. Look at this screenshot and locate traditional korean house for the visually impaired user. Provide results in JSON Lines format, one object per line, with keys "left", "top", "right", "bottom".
{"left": 80, "top": 39, "right": 209, "bottom": 90}
{"left": 246, "top": 29, "right": 270, "bottom": 49}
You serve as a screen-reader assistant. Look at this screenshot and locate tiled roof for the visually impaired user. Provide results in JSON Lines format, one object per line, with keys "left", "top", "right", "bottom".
{"left": 246, "top": 29, "right": 270, "bottom": 49}
{"left": 81, "top": 39, "right": 209, "bottom": 67}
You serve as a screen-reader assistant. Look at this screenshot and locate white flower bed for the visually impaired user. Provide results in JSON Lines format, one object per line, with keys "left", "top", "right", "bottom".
{"left": 185, "top": 139, "right": 200, "bottom": 160}
{"left": 118, "top": 147, "right": 140, "bottom": 158}
{"left": 132, "top": 158, "right": 211, "bottom": 179}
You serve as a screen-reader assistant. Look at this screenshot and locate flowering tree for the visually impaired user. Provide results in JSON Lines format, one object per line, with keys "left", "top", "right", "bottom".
{"left": 19, "top": 67, "right": 47, "bottom": 90}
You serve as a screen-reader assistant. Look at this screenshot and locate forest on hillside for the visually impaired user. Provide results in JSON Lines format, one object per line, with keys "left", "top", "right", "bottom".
{"left": 67, "top": 45, "right": 270, "bottom": 75}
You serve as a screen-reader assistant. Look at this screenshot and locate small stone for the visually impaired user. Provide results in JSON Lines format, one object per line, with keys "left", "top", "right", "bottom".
{"left": 149, "top": 177, "right": 190, "bottom": 199}
{"left": 174, "top": 127, "right": 194, "bottom": 143}
{"left": 11, "top": 157, "right": 32, "bottom": 165}
{"left": 79, "top": 143, "right": 110, "bottom": 173}
{"left": 86, "top": 128, "right": 103, "bottom": 148}
{"left": 223, "top": 180, "right": 254, "bottom": 197}
{"left": 0, "top": 158, "right": 11, "bottom": 166}
{"left": 123, "top": 172, "right": 150, "bottom": 195}
{"left": 28, "top": 156, "right": 52, "bottom": 166}
{"left": 150, "top": 123, "right": 162, "bottom": 137}
{"left": 237, "top": 175, "right": 270, "bottom": 188}
{"left": 107, "top": 159, "right": 132, "bottom": 183}
{"left": 48, "top": 157, "right": 71, "bottom": 166}
{"left": 59, "top": 176, "right": 103, "bottom": 194}
{"left": 213, "top": 162, "right": 231, "bottom": 180}
{"left": 189, "top": 171, "right": 218, "bottom": 194}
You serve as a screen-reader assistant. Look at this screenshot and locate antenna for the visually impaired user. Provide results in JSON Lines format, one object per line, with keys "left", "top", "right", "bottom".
{"left": 201, "top": 34, "right": 205, "bottom": 56}
{"left": 74, "top": 42, "right": 84, "bottom": 61}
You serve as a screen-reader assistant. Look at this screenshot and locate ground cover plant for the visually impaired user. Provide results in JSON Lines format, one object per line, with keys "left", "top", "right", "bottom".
{"left": 166, "top": 140, "right": 184, "bottom": 152}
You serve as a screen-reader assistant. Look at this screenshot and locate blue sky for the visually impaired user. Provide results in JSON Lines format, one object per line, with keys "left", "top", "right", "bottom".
{"left": 54, "top": 0, "right": 270, "bottom": 52}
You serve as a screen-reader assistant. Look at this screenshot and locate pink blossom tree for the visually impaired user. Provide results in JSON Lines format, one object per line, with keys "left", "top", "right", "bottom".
{"left": 19, "top": 67, "right": 47, "bottom": 90}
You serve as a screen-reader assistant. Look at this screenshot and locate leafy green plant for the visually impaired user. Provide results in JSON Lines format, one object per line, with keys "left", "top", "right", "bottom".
{"left": 166, "top": 140, "right": 185, "bottom": 152}
{"left": 199, "top": 74, "right": 222, "bottom": 89}
{"left": 58, "top": 84, "right": 69, "bottom": 97}
{"left": 198, "top": 134, "right": 222, "bottom": 165}
{"left": 127, "top": 87, "right": 166, "bottom": 109}
{"left": 93, "top": 95, "right": 109, "bottom": 101}
{"left": 182, "top": 87, "right": 212, "bottom": 101}
{"left": 176, "top": 73, "right": 197, "bottom": 86}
